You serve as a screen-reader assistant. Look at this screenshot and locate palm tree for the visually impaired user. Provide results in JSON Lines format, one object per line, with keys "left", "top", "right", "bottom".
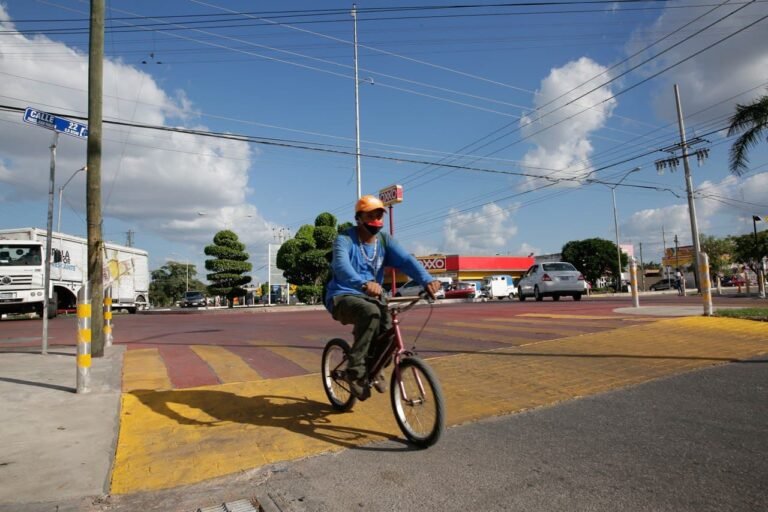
{"left": 727, "top": 91, "right": 768, "bottom": 176}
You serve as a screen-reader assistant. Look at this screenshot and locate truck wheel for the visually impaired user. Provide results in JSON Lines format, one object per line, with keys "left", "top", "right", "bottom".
{"left": 552, "top": 294, "right": 560, "bottom": 301}
{"left": 35, "top": 303, "right": 45, "bottom": 318}
{"left": 518, "top": 288, "right": 525, "bottom": 301}
{"left": 573, "top": 293, "right": 582, "bottom": 301}
{"left": 47, "top": 292, "right": 58, "bottom": 319}
{"left": 508, "top": 292, "right": 515, "bottom": 300}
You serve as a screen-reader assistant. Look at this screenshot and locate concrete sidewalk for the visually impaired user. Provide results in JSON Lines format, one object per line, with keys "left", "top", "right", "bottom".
{"left": 0, "top": 345, "right": 123, "bottom": 511}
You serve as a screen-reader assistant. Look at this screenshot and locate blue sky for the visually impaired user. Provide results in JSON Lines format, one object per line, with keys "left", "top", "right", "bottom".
{"left": 1, "top": 0, "right": 767, "bottom": 283}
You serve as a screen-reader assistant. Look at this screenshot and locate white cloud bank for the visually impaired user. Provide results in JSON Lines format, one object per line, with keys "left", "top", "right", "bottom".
{"left": 623, "top": 171, "right": 768, "bottom": 251}
{"left": 519, "top": 57, "right": 617, "bottom": 189}
{"left": 0, "top": 5, "right": 277, "bottom": 251}
{"left": 627, "top": 0, "right": 768, "bottom": 123}
{"left": 442, "top": 202, "right": 519, "bottom": 254}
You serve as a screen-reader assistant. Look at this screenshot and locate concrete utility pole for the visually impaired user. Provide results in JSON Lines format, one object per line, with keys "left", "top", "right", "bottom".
{"left": 87, "top": 0, "right": 105, "bottom": 357}
{"left": 351, "top": 3, "right": 362, "bottom": 200}
{"left": 674, "top": 84, "right": 702, "bottom": 292}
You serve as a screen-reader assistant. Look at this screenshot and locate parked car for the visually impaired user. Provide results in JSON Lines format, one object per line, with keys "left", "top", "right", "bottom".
{"left": 444, "top": 281, "right": 477, "bottom": 299}
{"left": 517, "top": 262, "right": 585, "bottom": 301}
{"left": 649, "top": 280, "right": 675, "bottom": 291}
{"left": 395, "top": 279, "right": 445, "bottom": 299}
{"left": 721, "top": 275, "right": 746, "bottom": 287}
{"left": 182, "top": 291, "right": 207, "bottom": 308}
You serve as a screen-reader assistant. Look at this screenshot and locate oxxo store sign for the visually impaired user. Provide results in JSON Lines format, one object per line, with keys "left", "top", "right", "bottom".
{"left": 416, "top": 256, "right": 455, "bottom": 278}
{"left": 378, "top": 184, "right": 403, "bottom": 206}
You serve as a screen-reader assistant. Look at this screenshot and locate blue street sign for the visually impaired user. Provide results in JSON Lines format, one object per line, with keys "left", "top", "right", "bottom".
{"left": 23, "top": 107, "right": 88, "bottom": 140}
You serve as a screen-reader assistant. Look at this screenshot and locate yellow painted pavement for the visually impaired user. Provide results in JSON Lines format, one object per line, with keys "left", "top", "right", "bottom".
{"left": 445, "top": 320, "right": 597, "bottom": 337}
{"left": 111, "top": 316, "right": 767, "bottom": 494}
{"left": 247, "top": 340, "right": 322, "bottom": 374}
{"left": 122, "top": 348, "right": 172, "bottom": 392}
{"left": 189, "top": 345, "right": 263, "bottom": 384}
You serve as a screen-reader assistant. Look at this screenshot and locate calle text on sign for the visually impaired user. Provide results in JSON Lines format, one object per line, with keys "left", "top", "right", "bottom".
{"left": 378, "top": 184, "right": 403, "bottom": 207}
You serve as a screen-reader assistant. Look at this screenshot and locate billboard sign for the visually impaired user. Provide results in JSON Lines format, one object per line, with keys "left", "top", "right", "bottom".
{"left": 662, "top": 245, "right": 695, "bottom": 267}
{"left": 379, "top": 184, "right": 403, "bottom": 207}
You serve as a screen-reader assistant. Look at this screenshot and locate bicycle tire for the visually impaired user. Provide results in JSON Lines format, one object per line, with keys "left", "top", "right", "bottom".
{"left": 321, "top": 338, "right": 357, "bottom": 411}
{"left": 390, "top": 356, "right": 445, "bottom": 448}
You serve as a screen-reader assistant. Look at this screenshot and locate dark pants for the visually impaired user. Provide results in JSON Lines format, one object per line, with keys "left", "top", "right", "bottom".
{"left": 331, "top": 294, "right": 392, "bottom": 379}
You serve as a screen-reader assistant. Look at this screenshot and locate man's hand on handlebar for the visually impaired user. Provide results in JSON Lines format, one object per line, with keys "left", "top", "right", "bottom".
{"left": 425, "top": 280, "right": 442, "bottom": 300}
{"left": 363, "top": 281, "right": 383, "bottom": 297}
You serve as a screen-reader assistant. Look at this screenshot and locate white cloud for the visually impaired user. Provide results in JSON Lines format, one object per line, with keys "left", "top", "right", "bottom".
{"left": 627, "top": 1, "right": 768, "bottom": 123}
{"left": 518, "top": 57, "right": 617, "bottom": 189}
{"left": 0, "top": 6, "right": 274, "bottom": 250}
{"left": 623, "top": 171, "right": 768, "bottom": 254}
{"left": 516, "top": 242, "right": 540, "bottom": 257}
{"left": 442, "top": 202, "right": 518, "bottom": 254}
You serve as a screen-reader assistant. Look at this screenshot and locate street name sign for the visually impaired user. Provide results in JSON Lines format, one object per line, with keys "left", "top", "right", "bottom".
{"left": 23, "top": 107, "right": 88, "bottom": 139}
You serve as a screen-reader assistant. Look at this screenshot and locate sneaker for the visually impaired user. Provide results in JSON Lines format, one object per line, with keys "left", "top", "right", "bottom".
{"left": 344, "top": 371, "right": 370, "bottom": 400}
{"left": 372, "top": 373, "right": 387, "bottom": 393}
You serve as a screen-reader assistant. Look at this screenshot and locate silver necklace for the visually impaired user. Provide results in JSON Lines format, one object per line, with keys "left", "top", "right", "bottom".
{"left": 359, "top": 237, "right": 379, "bottom": 270}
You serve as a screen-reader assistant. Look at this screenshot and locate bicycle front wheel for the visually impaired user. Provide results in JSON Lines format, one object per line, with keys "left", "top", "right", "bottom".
{"left": 390, "top": 356, "right": 445, "bottom": 448}
{"left": 321, "top": 338, "right": 357, "bottom": 411}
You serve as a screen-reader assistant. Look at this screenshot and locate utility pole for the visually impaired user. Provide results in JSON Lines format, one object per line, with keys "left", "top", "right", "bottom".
{"left": 662, "top": 225, "right": 669, "bottom": 286}
{"left": 87, "top": 0, "right": 105, "bottom": 357}
{"left": 351, "top": 3, "right": 362, "bottom": 200}
{"left": 126, "top": 229, "right": 134, "bottom": 247}
{"left": 674, "top": 84, "right": 702, "bottom": 292}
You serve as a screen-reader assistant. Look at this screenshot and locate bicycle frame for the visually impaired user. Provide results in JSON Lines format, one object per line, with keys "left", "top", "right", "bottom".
{"left": 367, "top": 295, "right": 429, "bottom": 404}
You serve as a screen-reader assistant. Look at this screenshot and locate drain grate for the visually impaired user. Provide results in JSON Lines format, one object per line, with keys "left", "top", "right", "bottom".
{"left": 197, "top": 498, "right": 259, "bottom": 512}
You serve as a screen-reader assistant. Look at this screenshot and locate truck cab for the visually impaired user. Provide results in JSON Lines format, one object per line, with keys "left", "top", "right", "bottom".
{"left": 0, "top": 241, "right": 56, "bottom": 318}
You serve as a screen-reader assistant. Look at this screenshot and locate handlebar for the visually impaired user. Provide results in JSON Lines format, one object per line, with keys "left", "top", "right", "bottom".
{"left": 387, "top": 291, "right": 436, "bottom": 313}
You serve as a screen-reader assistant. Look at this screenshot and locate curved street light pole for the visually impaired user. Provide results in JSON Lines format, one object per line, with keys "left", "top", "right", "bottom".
{"left": 57, "top": 166, "right": 87, "bottom": 234}
{"left": 609, "top": 168, "right": 641, "bottom": 292}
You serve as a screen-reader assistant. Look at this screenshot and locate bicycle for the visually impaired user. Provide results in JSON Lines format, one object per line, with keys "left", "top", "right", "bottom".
{"left": 320, "top": 292, "right": 446, "bottom": 448}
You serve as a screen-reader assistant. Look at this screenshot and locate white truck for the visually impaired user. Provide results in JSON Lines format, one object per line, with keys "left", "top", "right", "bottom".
{"left": 0, "top": 227, "right": 149, "bottom": 319}
{"left": 481, "top": 274, "right": 517, "bottom": 300}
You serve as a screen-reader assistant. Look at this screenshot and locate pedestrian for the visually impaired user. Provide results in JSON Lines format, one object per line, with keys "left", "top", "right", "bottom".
{"left": 675, "top": 269, "right": 684, "bottom": 296}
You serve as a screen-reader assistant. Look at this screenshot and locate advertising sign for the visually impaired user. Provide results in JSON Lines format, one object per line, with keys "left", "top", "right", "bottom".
{"left": 417, "top": 256, "right": 447, "bottom": 271}
{"left": 662, "top": 245, "right": 695, "bottom": 267}
{"left": 378, "top": 184, "right": 403, "bottom": 206}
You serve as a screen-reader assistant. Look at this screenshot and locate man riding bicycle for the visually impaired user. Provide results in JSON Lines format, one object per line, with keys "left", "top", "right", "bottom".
{"left": 324, "top": 195, "right": 441, "bottom": 399}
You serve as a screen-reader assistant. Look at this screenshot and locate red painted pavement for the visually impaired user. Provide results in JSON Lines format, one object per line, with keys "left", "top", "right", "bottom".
{"left": 158, "top": 344, "right": 220, "bottom": 388}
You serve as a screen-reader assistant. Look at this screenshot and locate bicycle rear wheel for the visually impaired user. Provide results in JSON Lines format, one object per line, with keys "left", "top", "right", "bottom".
{"left": 321, "top": 338, "right": 357, "bottom": 411}
{"left": 390, "top": 356, "right": 445, "bottom": 448}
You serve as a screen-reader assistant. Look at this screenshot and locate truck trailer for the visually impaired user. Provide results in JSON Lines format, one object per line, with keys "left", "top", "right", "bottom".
{"left": 0, "top": 227, "right": 149, "bottom": 319}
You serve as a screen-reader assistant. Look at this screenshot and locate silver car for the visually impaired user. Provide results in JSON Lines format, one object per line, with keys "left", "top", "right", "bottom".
{"left": 517, "top": 262, "right": 585, "bottom": 301}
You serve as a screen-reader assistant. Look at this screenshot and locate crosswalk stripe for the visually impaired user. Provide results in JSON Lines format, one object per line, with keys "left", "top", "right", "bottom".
{"left": 401, "top": 325, "right": 537, "bottom": 345}
{"left": 123, "top": 348, "right": 172, "bottom": 392}
{"left": 483, "top": 316, "right": 634, "bottom": 329}
{"left": 445, "top": 320, "right": 591, "bottom": 337}
{"left": 248, "top": 340, "right": 322, "bottom": 374}
{"left": 190, "top": 345, "right": 263, "bottom": 383}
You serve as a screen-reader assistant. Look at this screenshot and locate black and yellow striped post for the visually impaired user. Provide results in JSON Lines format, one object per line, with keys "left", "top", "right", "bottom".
{"left": 76, "top": 282, "right": 91, "bottom": 394}
{"left": 104, "top": 286, "right": 113, "bottom": 348}
{"left": 699, "top": 252, "right": 713, "bottom": 316}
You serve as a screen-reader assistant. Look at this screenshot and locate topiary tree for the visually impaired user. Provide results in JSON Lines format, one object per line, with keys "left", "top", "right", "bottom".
{"left": 561, "top": 238, "right": 627, "bottom": 289}
{"left": 204, "top": 230, "right": 252, "bottom": 307}
{"left": 276, "top": 212, "right": 340, "bottom": 304}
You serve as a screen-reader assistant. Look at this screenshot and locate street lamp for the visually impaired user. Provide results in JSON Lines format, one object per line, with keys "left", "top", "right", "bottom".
{"left": 608, "top": 167, "right": 640, "bottom": 292}
{"left": 57, "top": 166, "right": 86, "bottom": 234}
